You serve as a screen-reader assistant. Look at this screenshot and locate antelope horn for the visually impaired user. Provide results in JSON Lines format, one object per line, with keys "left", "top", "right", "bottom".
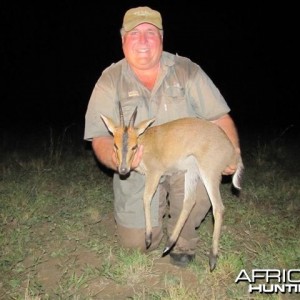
{"left": 119, "top": 102, "right": 125, "bottom": 127}
{"left": 128, "top": 106, "right": 138, "bottom": 128}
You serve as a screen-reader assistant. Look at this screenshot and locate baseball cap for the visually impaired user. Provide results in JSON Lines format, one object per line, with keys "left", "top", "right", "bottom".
{"left": 122, "top": 6, "right": 163, "bottom": 32}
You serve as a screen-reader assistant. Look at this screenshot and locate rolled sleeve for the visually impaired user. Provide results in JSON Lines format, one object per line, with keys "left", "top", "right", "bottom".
{"left": 187, "top": 64, "right": 230, "bottom": 120}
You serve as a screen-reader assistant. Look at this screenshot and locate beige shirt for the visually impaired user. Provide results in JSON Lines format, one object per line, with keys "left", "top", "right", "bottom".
{"left": 84, "top": 51, "right": 229, "bottom": 140}
{"left": 84, "top": 51, "right": 230, "bottom": 228}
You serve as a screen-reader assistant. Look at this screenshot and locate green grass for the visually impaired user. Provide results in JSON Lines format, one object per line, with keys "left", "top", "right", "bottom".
{"left": 0, "top": 126, "right": 299, "bottom": 299}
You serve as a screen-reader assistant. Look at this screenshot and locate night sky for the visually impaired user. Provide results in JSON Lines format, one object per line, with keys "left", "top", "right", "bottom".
{"left": 1, "top": 2, "right": 298, "bottom": 138}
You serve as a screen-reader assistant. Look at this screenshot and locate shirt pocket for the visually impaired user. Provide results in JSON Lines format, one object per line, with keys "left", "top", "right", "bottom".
{"left": 158, "top": 84, "right": 191, "bottom": 121}
{"left": 164, "top": 84, "right": 185, "bottom": 102}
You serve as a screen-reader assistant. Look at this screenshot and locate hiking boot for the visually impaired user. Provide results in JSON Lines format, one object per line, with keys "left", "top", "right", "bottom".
{"left": 170, "top": 252, "right": 195, "bottom": 267}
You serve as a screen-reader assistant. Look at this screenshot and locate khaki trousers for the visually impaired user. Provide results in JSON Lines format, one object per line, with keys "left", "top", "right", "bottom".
{"left": 116, "top": 172, "right": 211, "bottom": 253}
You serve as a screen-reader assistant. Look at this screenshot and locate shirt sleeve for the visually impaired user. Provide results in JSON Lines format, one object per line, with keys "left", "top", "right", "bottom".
{"left": 186, "top": 62, "right": 230, "bottom": 120}
{"left": 84, "top": 68, "right": 118, "bottom": 141}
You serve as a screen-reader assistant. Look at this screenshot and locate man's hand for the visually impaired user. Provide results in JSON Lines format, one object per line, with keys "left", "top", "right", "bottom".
{"left": 111, "top": 151, "right": 118, "bottom": 170}
{"left": 211, "top": 114, "right": 241, "bottom": 177}
{"left": 222, "top": 164, "right": 237, "bottom": 175}
{"left": 222, "top": 148, "right": 241, "bottom": 175}
{"left": 131, "top": 144, "right": 144, "bottom": 170}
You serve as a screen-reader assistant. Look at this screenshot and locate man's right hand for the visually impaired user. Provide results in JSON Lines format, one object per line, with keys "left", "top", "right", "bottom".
{"left": 130, "top": 144, "right": 144, "bottom": 170}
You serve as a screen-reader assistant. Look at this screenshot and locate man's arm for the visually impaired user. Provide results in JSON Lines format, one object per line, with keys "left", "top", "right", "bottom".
{"left": 92, "top": 136, "right": 117, "bottom": 171}
{"left": 211, "top": 113, "right": 241, "bottom": 175}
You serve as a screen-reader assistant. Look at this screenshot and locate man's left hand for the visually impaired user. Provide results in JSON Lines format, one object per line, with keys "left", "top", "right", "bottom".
{"left": 222, "top": 164, "right": 237, "bottom": 175}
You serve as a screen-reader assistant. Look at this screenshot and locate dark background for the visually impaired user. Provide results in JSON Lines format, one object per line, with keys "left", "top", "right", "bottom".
{"left": 1, "top": 2, "right": 298, "bottom": 140}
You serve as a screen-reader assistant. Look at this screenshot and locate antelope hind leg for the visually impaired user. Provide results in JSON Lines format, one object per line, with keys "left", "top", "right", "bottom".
{"left": 203, "top": 179, "right": 225, "bottom": 271}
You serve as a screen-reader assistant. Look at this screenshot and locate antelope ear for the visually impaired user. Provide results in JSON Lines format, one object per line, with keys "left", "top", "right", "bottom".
{"left": 100, "top": 114, "right": 117, "bottom": 135}
{"left": 136, "top": 118, "right": 155, "bottom": 136}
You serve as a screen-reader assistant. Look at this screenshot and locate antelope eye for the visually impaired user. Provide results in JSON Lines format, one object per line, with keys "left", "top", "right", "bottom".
{"left": 132, "top": 145, "right": 138, "bottom": 151}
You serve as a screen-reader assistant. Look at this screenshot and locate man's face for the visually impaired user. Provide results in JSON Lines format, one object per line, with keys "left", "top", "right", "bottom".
{"left": 122, "top": 23, "right": 163, "bottom": 70}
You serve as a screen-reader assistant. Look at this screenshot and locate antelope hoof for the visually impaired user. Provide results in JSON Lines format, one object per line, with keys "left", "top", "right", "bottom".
{"left": 145, "top": 232, "right": 152, "bottom": 249}
{"left": 209, "top": 251, "right": 217, "bottom": 272}
{"left": 162, "top": 246, "right": 170, "bottom": 256}
{"left": 162, "top": 239, "right": 175, "bottom": 256}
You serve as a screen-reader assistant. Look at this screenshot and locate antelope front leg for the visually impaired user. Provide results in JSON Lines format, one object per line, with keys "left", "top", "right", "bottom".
{"left": 143, "top": 174, "right": 162, "bottom": 249}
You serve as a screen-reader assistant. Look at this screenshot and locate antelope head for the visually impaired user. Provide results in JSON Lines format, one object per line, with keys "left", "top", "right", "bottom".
{"left": 100, "top": 103, "right": 155, "bottom": 175}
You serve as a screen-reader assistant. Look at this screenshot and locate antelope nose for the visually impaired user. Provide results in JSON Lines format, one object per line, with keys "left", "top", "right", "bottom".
{"left": 119, "top": 167, "right": 129, "bottom": 175}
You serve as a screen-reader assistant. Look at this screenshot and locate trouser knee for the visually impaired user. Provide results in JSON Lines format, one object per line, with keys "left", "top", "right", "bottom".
{"left": 162, "top": 172, "right": 211, "bottom": 251}
{"left": 116, "top": 223, "right": 163, "bottom": 252}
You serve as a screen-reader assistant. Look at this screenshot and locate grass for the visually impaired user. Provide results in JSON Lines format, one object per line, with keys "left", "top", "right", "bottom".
{"left": 0, "top": 124, "right": 299, "bottom": 299}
